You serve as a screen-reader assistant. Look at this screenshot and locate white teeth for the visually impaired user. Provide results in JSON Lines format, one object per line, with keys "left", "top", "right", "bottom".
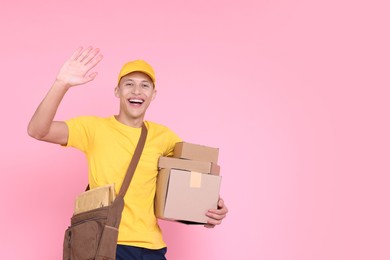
{"left": 129, "top": 99, "right": 144, "bottom": 104}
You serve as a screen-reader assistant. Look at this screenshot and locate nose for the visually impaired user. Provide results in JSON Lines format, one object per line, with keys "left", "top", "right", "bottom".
{"left": 131, "top": 84, "right": 141, "bottom": 94}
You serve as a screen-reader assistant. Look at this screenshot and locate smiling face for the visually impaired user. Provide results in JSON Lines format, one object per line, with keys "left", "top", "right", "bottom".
{"left": 114, "top": 71, "right": 157, "bottom": 127}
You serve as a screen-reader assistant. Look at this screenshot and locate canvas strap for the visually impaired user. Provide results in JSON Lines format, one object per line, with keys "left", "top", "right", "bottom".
{"left": 85, "top": 122, "right": 148, "bottom": 198}
{"left": 118, "top": 122, "right": 148, "bottom": 198}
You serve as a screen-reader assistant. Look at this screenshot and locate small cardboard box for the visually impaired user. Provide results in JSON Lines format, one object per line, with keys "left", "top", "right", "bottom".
{"left": 155, "top": 168, "right": 221, "bottom": 224}
{"left": 158, "top": 156, "right": 220, "bottom": 175}
{"left": 173, "top": 142, "right": 219, "bottom": 164}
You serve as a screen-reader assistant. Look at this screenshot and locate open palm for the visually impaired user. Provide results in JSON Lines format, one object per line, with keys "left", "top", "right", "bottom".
{"left": 56, "top": 46, "right": 103, "bottom": 87}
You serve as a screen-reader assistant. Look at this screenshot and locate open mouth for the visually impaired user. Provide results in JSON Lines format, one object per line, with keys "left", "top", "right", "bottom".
{"left": 128, "top": 98, "right": 144, "bottom": 105}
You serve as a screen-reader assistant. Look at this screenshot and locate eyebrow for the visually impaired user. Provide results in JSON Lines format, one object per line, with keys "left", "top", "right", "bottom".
{"left": 123, "top": 79, "right": 151, "bottom": 83}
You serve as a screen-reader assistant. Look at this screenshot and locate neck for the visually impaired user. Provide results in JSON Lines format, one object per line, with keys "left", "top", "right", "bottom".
{"left": 114, "top": 114, "right": 144, "bottom": 128}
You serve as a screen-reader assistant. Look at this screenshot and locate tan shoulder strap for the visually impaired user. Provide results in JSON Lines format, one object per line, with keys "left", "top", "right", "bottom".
{"left": 117, "top": 122, "right": 148, "bottom": 197}
{"left": 85, "top": 122, "right": 148, "bottom": 197}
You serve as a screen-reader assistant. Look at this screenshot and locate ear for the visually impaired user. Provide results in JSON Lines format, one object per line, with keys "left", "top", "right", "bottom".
{"left": 152, "top": 89, "right": 157, "bottom": 101}
{"left": 114, "top": 86, "right": 119, "bottom": 98}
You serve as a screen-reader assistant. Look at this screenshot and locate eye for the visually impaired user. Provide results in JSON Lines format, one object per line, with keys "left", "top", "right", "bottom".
{"left": 124, "top": 82, "right": 134, "bottom": 86}
{"left": 142, "top": 83, "right": 151, "bottom": 88}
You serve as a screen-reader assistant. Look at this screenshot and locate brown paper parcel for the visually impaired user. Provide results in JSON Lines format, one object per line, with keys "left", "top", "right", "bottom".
{"left": 74, "top": 183, "right": 116, "bottom": 215}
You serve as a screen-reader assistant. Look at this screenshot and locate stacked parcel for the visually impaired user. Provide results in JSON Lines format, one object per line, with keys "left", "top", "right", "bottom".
{"left": 155, "top": 142, "right": 222, "bottom": 224}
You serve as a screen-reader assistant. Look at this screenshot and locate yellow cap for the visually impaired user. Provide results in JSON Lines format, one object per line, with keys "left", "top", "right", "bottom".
{"left": 117, "top": 60, "right": 156, "bottom": 85}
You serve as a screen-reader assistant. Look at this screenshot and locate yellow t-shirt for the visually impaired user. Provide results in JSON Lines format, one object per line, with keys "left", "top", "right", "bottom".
{"left": 65, "top": 116, "right": 182, "bottom": 249}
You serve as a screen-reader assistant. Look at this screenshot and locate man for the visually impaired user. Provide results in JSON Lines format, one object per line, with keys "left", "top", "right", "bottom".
{"left": 28, "top": 46, "right": 228, "bottom": 259}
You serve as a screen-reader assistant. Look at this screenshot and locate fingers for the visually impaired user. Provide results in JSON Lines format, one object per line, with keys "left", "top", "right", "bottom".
{"left": 69, "top": 46, "right": 83, "bottom": 60}
{"left": 205, "top": 215, "right": 222, "bottom": 227}
{"left": 203, "top": 198, "right": 228, "bottom": 229}
{"left": 74, "top": 71, "right": 98, "bottom": 86}
{"left": 83, "top": 48, "right": 101, "bottom": 65}
{"left": 216, "top": 198, "right": 228, "bottom": 215}
{"left": 84, "top": 72, "right": 98, "bottom": 83}
{"left": 206, "top": 209, "right": 226, "bottom": 222}
{"left": 81, "top": 48, "right": 103, "bottom": 73}
{"left": 218, "top": 198, "right": 225, "bottom": 209}
{"left": 78, "top": 46, "right": 93, "bottom": 62}
{"left": 204, "top": 223, "right": 216, "bottom": 229}
{"left": 73, "top": 46, "right": 103, "bottom": 78}
{"left": 69, "top": 46, "right": 93, "bottom": 61}
{"left": 87, "top": 52, "right": 103, "bottom": 69}
{"left": 56, "top": 46, "right": 103, "bottom": 87}
{"left": 70, "top": 46, "right": 102, "bottom": 65}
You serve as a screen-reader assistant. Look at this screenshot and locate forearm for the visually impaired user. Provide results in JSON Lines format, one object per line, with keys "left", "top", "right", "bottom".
{"left": 28, "top": 46, "right": 102, "bottom": 141}
{"left": 27, "top": 80, "right": 69, "bottom": 139}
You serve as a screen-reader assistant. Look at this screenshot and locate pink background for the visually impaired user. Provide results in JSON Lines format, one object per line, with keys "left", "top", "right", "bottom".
{"left": 1, "top": 0, "right": 389, "bottom": 259}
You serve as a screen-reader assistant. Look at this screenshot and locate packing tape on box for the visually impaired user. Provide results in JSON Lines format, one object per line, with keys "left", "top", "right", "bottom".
{"left": 190, "top": 171, "right": 202, "bottom": 188}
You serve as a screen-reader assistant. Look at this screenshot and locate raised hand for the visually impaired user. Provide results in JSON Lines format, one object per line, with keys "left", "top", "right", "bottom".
{"left": 56, "top": 46, "right": 103, "bottom": 88}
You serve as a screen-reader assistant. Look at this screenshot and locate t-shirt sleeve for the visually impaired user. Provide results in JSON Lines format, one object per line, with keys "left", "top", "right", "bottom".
{"left": 164, "top": 128, "right": 182, "bottom": 157}
{"left": 64, "top": 116, "right": 97, "bottom": 152}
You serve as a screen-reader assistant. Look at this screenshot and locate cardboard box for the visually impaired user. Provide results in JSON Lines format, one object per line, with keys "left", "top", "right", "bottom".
{"left": 158, "top": 156, "right": 220, "bottom": 175}
{"left": 173, "top": 142, "right": 219, "bottom": 164}
{"left": 155, "top": 168, "right": 221, "bottom": 224}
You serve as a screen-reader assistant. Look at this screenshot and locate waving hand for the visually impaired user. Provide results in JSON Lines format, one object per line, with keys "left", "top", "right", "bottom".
{"left": 28, "top": 46, "right": 103, "bottom": 144}
{"left": 56, "top": 46, "right": 103, "bottom": 88}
